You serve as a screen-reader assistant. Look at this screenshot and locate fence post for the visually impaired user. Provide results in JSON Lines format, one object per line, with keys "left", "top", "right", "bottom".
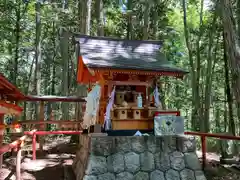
{"left": 201, "top": 135, "right": 206, "bottom": 169}
{"left": 39, "top": 101, "right": 45, "bottom": 152}
{"left": 16, "top": 144, "right": 22, "bottom": 180}
{"left": 32, "top": 132, "right": 36, "bottom": 160}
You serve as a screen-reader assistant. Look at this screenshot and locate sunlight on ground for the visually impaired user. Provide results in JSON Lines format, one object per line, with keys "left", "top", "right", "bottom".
{"left": 22, "top": 159, "right": 60, "bottom": 171}
{"left": 0, "top": 168, "right": 37, "bottom": 180}
{"left": 196, "top": 150, "right": 220, "bottom": 161}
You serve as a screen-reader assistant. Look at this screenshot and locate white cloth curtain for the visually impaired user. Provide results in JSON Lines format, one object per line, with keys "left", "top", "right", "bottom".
{"left": 104, "top": 86, "right": 116, "bottom": 130}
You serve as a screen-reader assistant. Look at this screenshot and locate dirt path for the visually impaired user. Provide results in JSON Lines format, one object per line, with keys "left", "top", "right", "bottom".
{"left": 196, "top": 151, "right": 240, "bottom": 180}
{"left": 0, "top": 136, "right": 76, "bottom": 180}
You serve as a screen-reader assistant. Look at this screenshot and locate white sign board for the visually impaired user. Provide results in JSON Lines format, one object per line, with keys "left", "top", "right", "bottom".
{"left": 154, "top": 115, "right": 184, "bottom": 136}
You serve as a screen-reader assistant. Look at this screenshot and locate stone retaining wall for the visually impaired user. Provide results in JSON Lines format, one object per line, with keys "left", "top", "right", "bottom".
{"left": 72, "top": 135, "right": 207, "bottom": 180}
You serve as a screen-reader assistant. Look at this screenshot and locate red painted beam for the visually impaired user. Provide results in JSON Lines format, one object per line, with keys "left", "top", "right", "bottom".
{"left": 19, "top": 120, "right": 82, "bottom": 125}
{"left": 24, "top": 95, "right": 86, "bottom": 102}
{"left": 155, "top": 110, "right": 180, "bottom": 116}
{"left": 24, "top": 131, "right": 82, "bottom": 136}
{"left": 111, "top": 81, "right": 151, "bottom": 87}
{"left": 184, "top": 131, "right": 240, "bottom": 140}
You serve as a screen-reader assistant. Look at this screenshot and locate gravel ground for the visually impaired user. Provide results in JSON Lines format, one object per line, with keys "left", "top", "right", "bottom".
{"left": 199, "top": 151, "right": 240, "bottom": 180}
{"left": 205, "top": 165, "right": 240, "bottom": 180}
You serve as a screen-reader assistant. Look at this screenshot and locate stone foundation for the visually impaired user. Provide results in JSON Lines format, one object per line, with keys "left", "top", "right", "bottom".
{"left": 72, "top": 135, "right": 207, "bottom": 180}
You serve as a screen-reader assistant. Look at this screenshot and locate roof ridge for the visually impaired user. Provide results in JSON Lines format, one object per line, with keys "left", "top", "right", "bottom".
{"left": 74, "top": 34, "right": 163, "bottom": 44}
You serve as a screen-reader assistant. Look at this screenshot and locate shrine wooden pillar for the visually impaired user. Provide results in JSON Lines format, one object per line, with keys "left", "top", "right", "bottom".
{"left": 145, "top": 76, "right": 154, "bottom": 106}
{"left": 98, "top": 73, "right": 106, "bottom": 128}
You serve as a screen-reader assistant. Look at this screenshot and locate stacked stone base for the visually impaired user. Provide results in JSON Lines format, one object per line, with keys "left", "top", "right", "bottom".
{"left": 73, "top": 135, "right": 207, "bottom": 180}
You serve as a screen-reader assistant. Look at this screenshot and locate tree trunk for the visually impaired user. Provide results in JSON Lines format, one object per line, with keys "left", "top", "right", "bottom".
{"left": 78, "top": 0, "right": 84, "bottom": 33}
{"left": 223, "top": 32, "right": 235, "bottom": 136}
{"left": 236, "top": 0, "right": 240, "bottom": 135}
{"left": 23, "top": 54, "right": 34, "bottom": 120}
{"left": 236, "top": 102, "right": 240, "bottom": 135}
{"left": 152, "top": 0, "right": 158, "bottom": 39}
{"left": 203, "top": 7, "right": 218, "bottom": 132}
{"left": 221, "top": 0, "right": 240, "bottom": 103}
{"left": 194, "top": 0, "right": 204, "bottom": 130}
{"left": 182, "top": 0, "right": 197, "bottom": 130}
{"left": 33, "top": 1, "right": 42, "bottom": 120}
{"left": 75, "top": 0, "right": 88, "bottom": 121}
{"left": 175, "top": 81, "right": 180, "bottom": 111}
{"left": 60, "top": 29, "right": 69, "bottom": 120}
{"left": 12, "top": 1, "right": 21, "bottom": 85}
{"left": 143, "top": 1, "right": 150, "bottom": 40}
{"left": 216, "top": 101, "right": 227, "bottom": 158}
{"left": 237, "top": 0, "right": 240, "bottom": 38}
{"left": 96, "top": 0, "right": 104, "bottom": 36}
{"left": 220, "top": 92, "right": 228, "bottom": 158}
{"left": 127, "top": 0, "right": 133, "bottom": 40}
{"left": 86, "top": 0, "right": 92, "bottom": 35}
{"left": 60, "top": 0, "right": 70, "bottom": 120}
{"left": 33, "top": 1, "right": 42, "bottom": 150}
{"left": 152, "top": 0, "right": 165, "bottom": 109}
{"left": 49, "top": 29, "right": 56, "bottom": 129}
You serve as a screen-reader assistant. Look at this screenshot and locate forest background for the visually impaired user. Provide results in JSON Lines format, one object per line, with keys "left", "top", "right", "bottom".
{"left": 1, "top": 0, "right": 240, "bottom": 155}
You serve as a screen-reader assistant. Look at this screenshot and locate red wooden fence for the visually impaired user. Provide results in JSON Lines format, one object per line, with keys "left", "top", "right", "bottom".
{"left": 1, "top": 130, "right": 240, "bottom": 180}
{"left": 24, "top": 130, "right": 82, "bottom": 160}
{"left": 184, "top": 131, "right": 240, "bottom": 169}
{"left": 0, "top": 129, "right": 36, "bottom": 180}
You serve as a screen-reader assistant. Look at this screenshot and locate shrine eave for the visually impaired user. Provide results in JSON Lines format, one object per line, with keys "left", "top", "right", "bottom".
{"left": 0, "top": 73, "right": 25, "bottom": 100}
{"left": 74, "top": 33, "right": 164, "bottom": 46}
{"left": 0, "top": 101, "right": 23, "bottom": 115}
{"left": 86, "top": 65, "right": 188, "bottom": 76}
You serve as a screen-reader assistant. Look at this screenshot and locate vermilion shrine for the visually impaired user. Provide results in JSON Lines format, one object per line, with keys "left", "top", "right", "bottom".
{"left": 0, "top": 36, "right": 210, "bottom": 180}
{"left": 76, "top": 34, "right": 187, "bottom": 132}
{"left": 73, "top": 35, "right": 207, "bottom": 180}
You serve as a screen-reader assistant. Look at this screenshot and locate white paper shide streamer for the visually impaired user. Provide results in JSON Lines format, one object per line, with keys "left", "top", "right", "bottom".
{"left": 153, "top": 85, "right": 161, "bottom": 108}
{"left": 82, "top": 84, "right": 101, "bottom": 129}
{"left": 104, "top": 86, "right": 116, "bottom": 130}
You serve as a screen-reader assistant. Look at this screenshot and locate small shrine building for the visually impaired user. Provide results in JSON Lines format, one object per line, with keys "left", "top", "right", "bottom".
{"left": 75, "top": 35, "right": 188, "bottom": 131}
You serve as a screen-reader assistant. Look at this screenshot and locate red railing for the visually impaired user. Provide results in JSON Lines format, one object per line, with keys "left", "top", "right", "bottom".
{"left": 0, "top": 129, "right": 82, "bottom": 180}
{"left": 19, "top": 120, "right": 82, "bottom": 125}
{"left": 184, "top": 131, "right": 240, "bottom": 169}
{"left": 1, "top": 129, "right": 239, "bottom": 180}
{"left": 0, "top": 129, "right": 36, "bottom": 180}
{"left": 24, "top": 130, "right": 82, "bottom": 160}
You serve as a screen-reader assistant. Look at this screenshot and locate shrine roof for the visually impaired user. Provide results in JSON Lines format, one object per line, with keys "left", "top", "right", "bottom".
{"left": 75, "top": 34, "right": 188, "bottom": 74}
{"left": 0, "top": 73, "right": 25, "bottom": 100}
